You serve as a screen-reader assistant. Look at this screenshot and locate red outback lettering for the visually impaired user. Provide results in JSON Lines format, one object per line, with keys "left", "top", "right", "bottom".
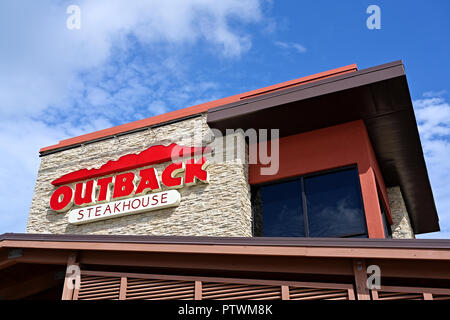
{"left": 49, "top": 185, "right": 73, "bottom": 212}
{"left": 50, "top": 158, "right": 209, "bottom": 212}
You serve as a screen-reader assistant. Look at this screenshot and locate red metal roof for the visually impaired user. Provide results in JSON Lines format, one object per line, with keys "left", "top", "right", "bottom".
{"left": 40, "top": 64, "right": 358, "bottom": 154}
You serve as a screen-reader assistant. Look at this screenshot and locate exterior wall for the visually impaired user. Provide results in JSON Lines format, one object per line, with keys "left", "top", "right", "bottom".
{"left": 27, "top": 115, "right": 252, "bottom": 237}
{"left": 249, "top": 120, "right": 390, "bottom": 239}
{"left": 387, "top": 186, "right": 415, "bottom": 239}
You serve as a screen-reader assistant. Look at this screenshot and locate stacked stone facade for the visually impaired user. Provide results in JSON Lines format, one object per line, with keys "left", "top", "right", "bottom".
{"left": 387, "top": 186, "right": 415, "bottom": 239}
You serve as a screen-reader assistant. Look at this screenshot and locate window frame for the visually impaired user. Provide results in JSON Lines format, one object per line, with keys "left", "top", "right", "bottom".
{"left": 251, "top": 164, "right": 369, "bottom": 238}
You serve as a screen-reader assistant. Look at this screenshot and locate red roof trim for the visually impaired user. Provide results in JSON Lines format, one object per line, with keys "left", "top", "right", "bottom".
{"left": 40, "top": 64, "right": 357, "bottom": 154}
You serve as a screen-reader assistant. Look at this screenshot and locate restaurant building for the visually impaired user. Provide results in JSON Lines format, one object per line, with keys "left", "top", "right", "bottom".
{"left": 1, "top": 60, "right": 449, "bottom": 300}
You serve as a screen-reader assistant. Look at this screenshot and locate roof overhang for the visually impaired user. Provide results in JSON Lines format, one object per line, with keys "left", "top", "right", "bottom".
{"left": 2, "top": 233, "right": 450, "bottom": 300}
{"left": 1, "top": 233, "right": 450, "bottom": 258}
{"left": 207, "top": 60, "right": 439, "bottom": 234}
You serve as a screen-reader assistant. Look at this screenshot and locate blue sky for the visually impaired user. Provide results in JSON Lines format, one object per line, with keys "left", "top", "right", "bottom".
{"left": 0, "top": 0, "right": 449, "bottom": 237}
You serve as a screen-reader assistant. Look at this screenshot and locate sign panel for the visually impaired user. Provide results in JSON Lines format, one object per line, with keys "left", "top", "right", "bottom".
{"left": 68, "top": 190, "right": 181, "bottom": 225}
{"left": 48, "top": 143, "right": 210, "bottom": 225}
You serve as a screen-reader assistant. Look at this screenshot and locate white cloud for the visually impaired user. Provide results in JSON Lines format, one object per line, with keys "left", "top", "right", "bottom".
{"left": 414, "top": 94, "right": 450, "bottom": 239}
{"left": 0, "top": 0, "right": 264, "bottom": 233}
{"left": 274, "top": 40, "right": 307, "bottom": 53}
{"left": 291, "top": 43, "right": 307, "bottom": 53}
{"left": 148, "top": 100, "right": 169, "bottom": 116}
{"left": 0, "top": 117, "right": 112, "bottom": 233}
{"left": 0, "top": 0, "right": 263, "bottom": 118}
{"left": 423, "top": 90, "right": 446, "bottom": 98}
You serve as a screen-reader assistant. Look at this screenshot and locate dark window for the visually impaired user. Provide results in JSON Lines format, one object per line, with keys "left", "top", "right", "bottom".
{"left": 252, "top": 167, "right": 368, "bottom": 238}
{"left": 260, "top": 180, "right": 305, "bottom": 237}
{"left": 304, "top": 169, "right": 367, "bottom": 237}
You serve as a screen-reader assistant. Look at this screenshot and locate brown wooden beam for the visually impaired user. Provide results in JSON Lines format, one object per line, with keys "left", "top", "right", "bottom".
{"left": 353, "top": 259, "right": 370, "bottom": 300}
{"left": 14, "top": 248, "right": 69, "bottom": 265}
{"left": 0, "top": 248, "right": 18, "bottom": 271}
{"left": 61, "top": 253, "right": 79, "bottom": 300}
{"left": 367, "top": 258, "right": 450, "bottom": 280}
{"left": 119, "top": 276, "right": 127, "bottom": 300}
{"left": 79, "top": 251, "right": 354, "bottom": 276}
{"left": 281, "top": 285, "right": 289, "bottom": 300}
{"left": 194, "top": 281, "right": 202, "bottom": 300}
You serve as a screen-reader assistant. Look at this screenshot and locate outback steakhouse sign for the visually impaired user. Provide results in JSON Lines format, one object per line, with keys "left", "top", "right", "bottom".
{"left": 49, "top": 144, "right": 209, "bottom": 225}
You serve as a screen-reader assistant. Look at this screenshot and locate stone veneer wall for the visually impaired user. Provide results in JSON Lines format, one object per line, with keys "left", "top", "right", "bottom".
{"left": 387, "top": 186, "right": 415, "bottom": 239}
{"left": 27, "top": 114, "right": 253, "bottom": 237}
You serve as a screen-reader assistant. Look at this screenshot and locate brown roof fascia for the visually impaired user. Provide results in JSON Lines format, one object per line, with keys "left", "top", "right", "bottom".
{"left": 207, "top": 60, "right": 405, "bottom": 120}
{"left": 2, "top": 235, "right": 450, "bottom": 261}
{"left": 2, "top": 233, "right": 450, "bottom": 250}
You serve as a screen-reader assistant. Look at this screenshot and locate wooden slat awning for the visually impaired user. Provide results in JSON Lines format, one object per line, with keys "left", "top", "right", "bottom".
{"left": 1, "top": 233, "right": 450, "bottom": 300}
